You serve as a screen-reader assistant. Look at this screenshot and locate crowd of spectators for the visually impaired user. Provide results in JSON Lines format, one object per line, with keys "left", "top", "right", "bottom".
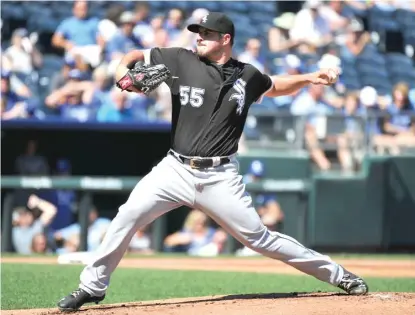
{"left": 1, "top": 0, "right": 415, "bottom": 169}
{"left": 9, "top": 150, "right": 281, "bottom": 257}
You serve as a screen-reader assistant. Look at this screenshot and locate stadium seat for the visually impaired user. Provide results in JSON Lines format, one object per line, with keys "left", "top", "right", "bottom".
{"left": 343, "top": 79, "right": 362, "bottom": 91}
{"left": 192, "top": 1, "right": 221, "bottom": 12}
{"left": 1, "top": 3, "right": 26, "bottom": 20}
{"left": 247, "top": 2, "right": 277, "bottom": 14}
{"left": 221, "top": 2, "right": 249, "bottom": 13}
{"left": 390, "top": 73, "right": 415, "bottom": 88}
{"left": 396, "top": 9, "right": 415, "bottom": 30}
{"left": 357, "top": 63, "right": 389, "bottom": 78}
{"left": 385, "top": 53, "right": 414, "bottom": 66}
{"left": 42, "top": 54, "right": 64, "bottom": 71}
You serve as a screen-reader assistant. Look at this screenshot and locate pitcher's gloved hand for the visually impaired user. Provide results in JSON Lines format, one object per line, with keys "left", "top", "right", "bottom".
{"left": 116, "top": 63, "right": 171, "bottom": 95}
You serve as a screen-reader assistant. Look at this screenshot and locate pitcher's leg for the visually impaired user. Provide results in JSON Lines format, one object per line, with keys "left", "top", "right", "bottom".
{"left": 79, "top": 196, "right": 178, "bottom": 297}
{"left": 195, "top": 164, "right": 366, "bottom": 293}
{"left": 78, "top": 156, "right": 195, "bottom": 297}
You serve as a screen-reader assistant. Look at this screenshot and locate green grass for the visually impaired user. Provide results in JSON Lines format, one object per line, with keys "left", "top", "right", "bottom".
{"left": 3, "top": 252, "right": 414, "bottom": 260}
{"left": 2, "top": 263, "right": 415, "bottom": 310}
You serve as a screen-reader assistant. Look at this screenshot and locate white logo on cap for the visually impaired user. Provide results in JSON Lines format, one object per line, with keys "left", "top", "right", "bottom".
{"left": 202, "top": 14, "right": 209, "bottom": 23}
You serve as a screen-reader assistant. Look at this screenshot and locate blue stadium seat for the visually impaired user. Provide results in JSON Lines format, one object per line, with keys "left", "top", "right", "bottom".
{"left": 42, "top": 54, "right": 64, "bottom": 71}
{"left": 1, "top": 3, "right": 26, "bottom": 20}
{"left": 169, "top": 1, "right": 191, "bottom": 11}
{"left": 385, "top": 53, "right": 414, "bottom": 67}
{"left": 221, "top": 2, "right": 249, "bottom": 13}
{"left": 396, "top": 9, "right": 415, "bottom": 30}
{"left": 360, "top": 74, "right": 392, "bottom": 94}
{"left": 148, "top": 1, "right": 164, "bottom": 10}
{"left": 357, "top": 63, "right": 388, "bottom": 77}
{"left": 343, "top": 79, "right": 362, "bottom": 91}
{"left": 390, "top": 73, "right": 415, "bottom": 88}
{"left": 191, "top": 1, "right": 221, "bottom": 12}
{"left": 368, "top": 7, "right": 399, "bottom": 32}
{"left": 31, "top": 18, "right": 61, "bottom": 33}
{"left": 341, "top": 66, "right": 359, "bottom": 79}
{"left": 2, "top": 40, "right": 11, "bottom": 51}
{"left": 247, "top": 1, "right": 277, "bottom": 14}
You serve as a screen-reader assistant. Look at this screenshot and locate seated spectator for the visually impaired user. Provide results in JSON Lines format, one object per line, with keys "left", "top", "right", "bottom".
{"left": 238, "top": 38, "right": 266, "bottom": 73}
{"left": 358, "top": 86, "right": 383, "bottom": 136}
{"left": 98, "top": 4, "right": 125, "bottom": 43}
{"left": 12, "top": 194, "right": 57, "bottom": 254}
{"left": 82, "top": 65, "right": 112, "bottom": 107}
{"left": 318, "top": 0, "right": 353, "bottom": 34}
{"left": 52, "top": 1, "right": 104, "bottom": 67}
{"left": 60, "top": 94, "right": 95, "bottom": 122}
{"left": 292, "top": 85, "right": 334, "bottom": 171}
{"left": 1, "top": 70, "right": 39, "bottom": 120}
{"left": 163, "top": 8, "right": 185, "bottom": 42}
{"left": 317, "top": 52, "right": 345, "bottom": 107}
{"left": 163, "top": 209, "right": 227, "bottom": 256}
{"left": 272, "top": 54, "right": 304, "bottom": 107}
{"left": 268, "top": 12, "right": 300, "bottom": 53}
{"left": 141, "top": 15, "right": 165, "bottom": 48}
{"left": 96, "top": 88, "right": 136, "bottom": 122}
{"left": 2, "top": 55, "right": 33, "bottom": 99}
{"left": 49, "top": 55, "right": 77, "bottom": 94}
{"left": 105, "top": 11, "right": 144, "bottom": 64}
{"left": 31, "top": 233, "right": 51, "bottom": 254}
{"left": 151, "top": 82, "right": 173, "bottom": 122}
{"left": 132, "top": 2, "right": 152, "bottom": 39}
{"left": 46, "top": 70, "right": 96, "bottom": 121}
{"left": 128, "top": 225, "right": 153, "bottom": 255}
{"left": 153, "top": 29, "right": 170, "bottom": 48}
{"left": 4, "top": 28, "right": 43, "bottom": 79}
{"left": 172, "top": 8, "right": 209, "bottom": 50}
{"left": 53, "top": 206, "right": 111, "bottom": 254}
{"left": 374, "top": 82, "right": 415, "bottom": 154}
{"left": 337, "top": 92, "right": 365, "bottom": 172}
{"left": 339, "top": 19, "right": 371, "bottom": 62}
{"left": 290, "top": 0, "right": 333, "bottom": 54}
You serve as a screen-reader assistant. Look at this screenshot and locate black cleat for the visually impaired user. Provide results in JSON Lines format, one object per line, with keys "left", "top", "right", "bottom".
{"left": 338, "top": 272, "right": 369, "bottom": 295}
{"left": 57, "top": 288, "right": 105, "bottom": 312}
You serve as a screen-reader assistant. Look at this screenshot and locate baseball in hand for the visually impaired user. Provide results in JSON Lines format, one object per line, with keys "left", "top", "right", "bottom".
{"left": 327, "top": 68, "right": 339, "bottom": 84}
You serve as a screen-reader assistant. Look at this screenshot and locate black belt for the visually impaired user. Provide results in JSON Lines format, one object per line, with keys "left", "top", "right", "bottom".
{"left": 169, "top": 150, "right": 230, "bottom": 169}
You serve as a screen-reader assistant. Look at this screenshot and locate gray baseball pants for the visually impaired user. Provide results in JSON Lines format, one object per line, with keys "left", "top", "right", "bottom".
{"left": 79, "top": 151, "right": 344, "bottom": 296}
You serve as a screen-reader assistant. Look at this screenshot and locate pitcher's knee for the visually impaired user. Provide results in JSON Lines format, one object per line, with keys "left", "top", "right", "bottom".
{"left": 244, "top": 229, "right": 279, "bottom": 252}
{"left": 117, "top": 201, "right": 159, "bottom": 225}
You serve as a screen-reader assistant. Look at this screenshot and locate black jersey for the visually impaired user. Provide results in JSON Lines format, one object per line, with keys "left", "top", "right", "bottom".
{"left": 145, "top": 47, "right": 273, "bottom": 157}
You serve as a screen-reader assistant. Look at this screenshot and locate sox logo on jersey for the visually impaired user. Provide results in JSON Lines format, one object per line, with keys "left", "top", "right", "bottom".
{"left": 229, "top": 78, "right": 247, "bottom": 115}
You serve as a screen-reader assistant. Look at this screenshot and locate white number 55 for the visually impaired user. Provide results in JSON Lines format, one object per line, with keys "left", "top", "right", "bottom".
{"left": 180, "top": 86, "right": 205, "bottom": 108}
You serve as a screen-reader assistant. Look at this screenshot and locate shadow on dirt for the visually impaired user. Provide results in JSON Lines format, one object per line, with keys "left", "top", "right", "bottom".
{"left": 68, "top": 292, "right": 344, "bottom": 313}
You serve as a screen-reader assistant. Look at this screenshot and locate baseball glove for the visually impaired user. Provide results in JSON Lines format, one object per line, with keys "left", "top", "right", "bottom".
{"left": 116, "top": 63, "right": 171, "bottom": 95}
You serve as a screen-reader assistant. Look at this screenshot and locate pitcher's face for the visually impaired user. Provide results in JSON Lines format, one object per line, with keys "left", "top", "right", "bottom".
{"left": 195, "top": 28, "right": 224, "bottom": 58}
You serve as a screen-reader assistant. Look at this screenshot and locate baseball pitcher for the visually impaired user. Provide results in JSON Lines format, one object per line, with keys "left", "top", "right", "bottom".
{"left": 58, "top": 12, "right": 368, "bottom": 312}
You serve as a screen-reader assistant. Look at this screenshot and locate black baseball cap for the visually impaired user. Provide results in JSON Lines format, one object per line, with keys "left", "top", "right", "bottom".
{"left": 187, "top": 12, "right": 235, "bottom": 39}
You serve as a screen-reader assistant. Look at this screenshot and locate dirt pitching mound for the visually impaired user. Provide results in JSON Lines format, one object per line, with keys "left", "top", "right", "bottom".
{"left": 4, "top": 292, "right": 415, "bottom": 315}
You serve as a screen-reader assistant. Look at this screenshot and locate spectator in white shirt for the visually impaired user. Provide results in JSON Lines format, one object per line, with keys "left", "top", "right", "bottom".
{"left": 268, "top": 12, "right": 301, "bottom": 53}
{"left": 290, "top": 0, "right": 332, "bottom": 53}
{"left": 238, "top": 38, "right": 266, "bottom": 73}
{"left": 5, "top": 28, "right": 43, "bottom": 76}
{"left": 133, "top": 2, "right": 152, "bottom": 40}
{"left": 98, "top": 4, "right": 126, "bottom": 43}
{"left": 141, "top": 15, "right": 165, "bottom": 48}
